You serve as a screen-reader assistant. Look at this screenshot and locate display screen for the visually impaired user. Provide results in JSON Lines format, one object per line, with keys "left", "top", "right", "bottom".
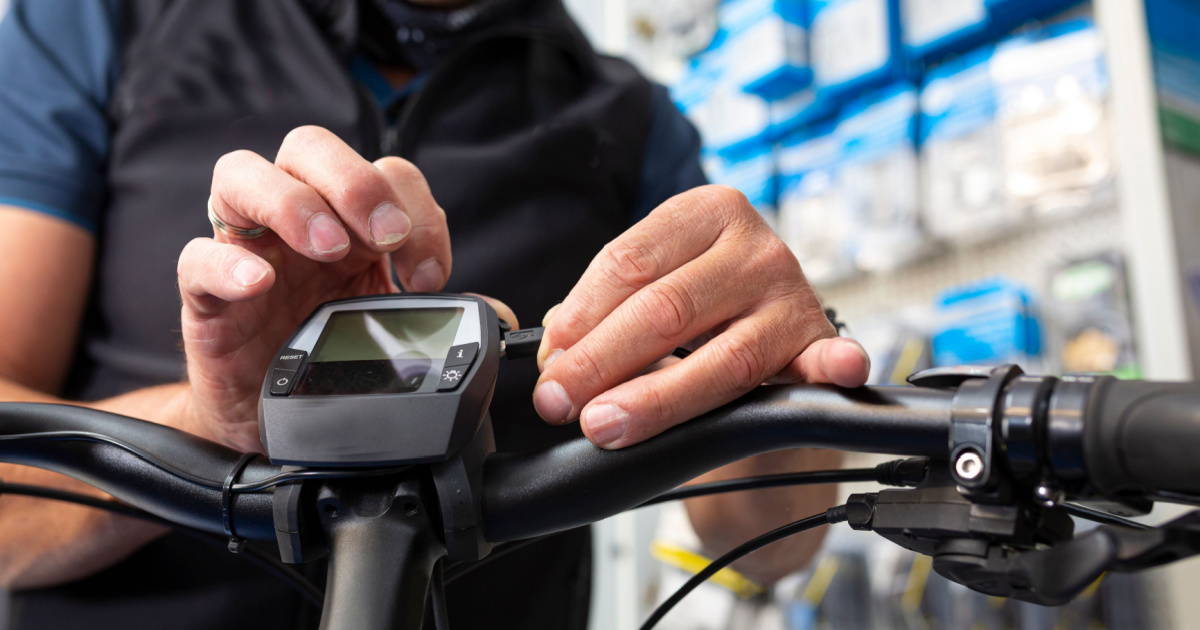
{"left": 293, "top": 307, "right": 464, "bottom": 395}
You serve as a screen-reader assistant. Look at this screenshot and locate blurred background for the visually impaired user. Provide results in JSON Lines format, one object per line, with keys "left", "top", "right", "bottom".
{"left": 558, "top": 0, "right": 1200, "bottom": 628}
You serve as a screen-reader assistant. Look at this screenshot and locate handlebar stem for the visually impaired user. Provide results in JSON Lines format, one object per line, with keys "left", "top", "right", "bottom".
{"left": 317, "top": 477, "right": 446, "bottom": 630}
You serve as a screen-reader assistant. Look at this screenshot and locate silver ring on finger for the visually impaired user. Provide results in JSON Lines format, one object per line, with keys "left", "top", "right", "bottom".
{"left": 207, "top": 195, "right": 269, "bottom": 240}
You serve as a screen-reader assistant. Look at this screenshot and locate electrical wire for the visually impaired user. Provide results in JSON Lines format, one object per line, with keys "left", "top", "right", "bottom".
{"left": 1063, "top": 502, "right": 1152, "bottom": 530}
{"left": 639, "top": 506, "right": 844, "bottom": 630}
{"left": 429, "top": 559, "right": 451, "bottom": 630}
{"left": 640, "top": 468, "right": 880, "bottom": 506}
{"left": 1153, "top": 490, "right": 1200, "bottom": 507}
{"left": 0, "top": 480, "right": 324, "bottom": 607}
{"left": 444, "top": 536, "right": 548, "bottom": 583}
{"left": 229, "top": 466, "right": 411, "bottom": 493}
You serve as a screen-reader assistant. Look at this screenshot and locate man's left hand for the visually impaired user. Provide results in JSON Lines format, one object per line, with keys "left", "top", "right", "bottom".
{"left": 534, "top": 185, "right": 871, "bottom": 448}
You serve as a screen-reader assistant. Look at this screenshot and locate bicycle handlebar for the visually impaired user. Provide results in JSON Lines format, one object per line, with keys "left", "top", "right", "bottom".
{"left": 6, "top": 376, "right": 1200, "bottom": 547}
{"left": 0, "top": 403, "right": 280, "bottom": 541}
{"left": 483, "top": 383, "right": 953, "bottom": 541}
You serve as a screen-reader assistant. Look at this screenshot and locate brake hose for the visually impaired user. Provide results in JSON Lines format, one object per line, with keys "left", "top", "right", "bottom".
{"left": 640, "top": 506, "right": 846, "bottom": 630}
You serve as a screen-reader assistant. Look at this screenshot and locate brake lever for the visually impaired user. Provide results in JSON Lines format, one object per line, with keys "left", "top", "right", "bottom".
{"left": 850, "top": 486, "right": 1200, "bottom": 606}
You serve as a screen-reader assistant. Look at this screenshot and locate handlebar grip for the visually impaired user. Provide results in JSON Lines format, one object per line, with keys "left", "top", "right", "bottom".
{"left": 1084, "top": 379, "right": 1200, "bottom": 497}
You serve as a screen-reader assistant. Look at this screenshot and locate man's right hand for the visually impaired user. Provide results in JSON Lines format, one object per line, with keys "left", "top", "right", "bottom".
{"left": 175, "top": 126, "right": 453, "bottom": 452}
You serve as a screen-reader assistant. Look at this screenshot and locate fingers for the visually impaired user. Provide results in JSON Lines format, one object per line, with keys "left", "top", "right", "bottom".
{"left": 209, "top": 128, "right": 451, "bottom": 286}
{"left": 575, "top": 331, "right": 871, "bottom": 448}
{"left": 539, "top": 185, "right": 755, "bottom": 366}
{"left": 531, "top": 181, "right": 874, "bottom": 449}
{"left": 177, "top": 237, "right": 275, "bottom": 317}
{"left": 780, "top": 337, "right": 871, "bottom": 388}
{"left": 210, "top": 150, "right": 348, "bottom": 259}
{"left": 374, "top": 157, "right": 452, "bottom": 291}
{"left": 575, "top": 309, "right": 817, "bottom": 448}
{"left": 275, "top": 126, "right": 413, "bottom": 253}
{"left": 533, "top": 242, "right": 775, "bottom": 424}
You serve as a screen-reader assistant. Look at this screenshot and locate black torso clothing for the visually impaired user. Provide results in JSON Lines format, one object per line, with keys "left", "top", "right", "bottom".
{"left": 11, "top": 1, "right": 657, "bottom": 628}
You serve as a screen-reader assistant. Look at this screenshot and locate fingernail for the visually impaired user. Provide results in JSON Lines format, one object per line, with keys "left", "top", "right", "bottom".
{"left": 369, "top": 202, "right": 411, "bottom": 247}
{"left": 308, "top": 213, "right": 349, "bottom": 255}
{"left": 583, "top": 404, "right": 628, "bottom": 447}
{"left": 232, "top": 259, "right": 268, "bottom": 287}
{"left": 542, "top": 303, "right": 562, "bottom": 327}
{"left": 409, "top": 257, "right": 444, "bottom": 292}
{"left": 543, "top": 348, "right": 564, "bottom": 369}
{"left": 533, "top": 380, "right": 573, "bottom": 424}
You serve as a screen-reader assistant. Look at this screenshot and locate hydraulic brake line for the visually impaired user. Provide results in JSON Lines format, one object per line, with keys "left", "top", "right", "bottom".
{"left": 640, "top": 506, "right": 843, "bottom": 630}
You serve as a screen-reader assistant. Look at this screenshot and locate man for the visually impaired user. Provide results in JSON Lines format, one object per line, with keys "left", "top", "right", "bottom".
{"left": 0, "top": 0, "right": 869, "bottom": 627}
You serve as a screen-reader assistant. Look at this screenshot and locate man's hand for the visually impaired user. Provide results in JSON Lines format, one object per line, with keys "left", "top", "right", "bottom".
{"left": 534, "top": 185, "right": 870, "bottom": 448}
{"left": 175, "top": 126, "right": 452, "bottom": 452}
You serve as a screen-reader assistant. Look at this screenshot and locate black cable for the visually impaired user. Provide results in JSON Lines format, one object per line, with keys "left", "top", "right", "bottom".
{"left": 0, "top": 480, "right": 324, "bottom": 607}
{"left": 429, "top": 559, "right": 451, "bottom": 630}
{"left": 229, "top": 466, "right": 411, "bottom": 493}
{"left": 640, "top": 468, "right": 879, "bottom": 506}
{"left": 450, "top": 467, "right": 885, "bottom": 583}
{"left": 0, "top": 431, "right": 412, "bottom": 495}
{"left": 444, "top": 536, "right": 548, "bottom": 583}
{"left": 1063, "top": 502, "right": 1152, "bottom": 530}
{"left": 1153, "top": 490, "right": 1200, "bottom": 507}
{"left": 639, "top": 506, "right": 844, "bottom": 630}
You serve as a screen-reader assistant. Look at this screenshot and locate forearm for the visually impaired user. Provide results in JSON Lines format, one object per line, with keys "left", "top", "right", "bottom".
{"left": 0, "top": 379, "right": 191, "bottom": 590}
{"left": 683, "top": 448, "right": 843, "bottom": 585}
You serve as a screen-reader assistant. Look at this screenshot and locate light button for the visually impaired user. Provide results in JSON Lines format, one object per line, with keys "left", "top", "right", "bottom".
{"left": 437, "top": 366, "right": 468, "bottom": 391}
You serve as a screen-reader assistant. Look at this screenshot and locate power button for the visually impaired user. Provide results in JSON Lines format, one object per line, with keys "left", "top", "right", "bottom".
{"left": 270, "top": 368, "right": 297, "bottom": 396}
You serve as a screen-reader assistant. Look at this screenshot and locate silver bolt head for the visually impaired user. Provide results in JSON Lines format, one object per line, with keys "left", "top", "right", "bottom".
{"left": 955, "top": 450, "right": 985, "bottom": 481}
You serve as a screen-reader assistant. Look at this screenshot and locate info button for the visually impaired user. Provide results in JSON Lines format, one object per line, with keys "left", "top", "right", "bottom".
{"left": 445, "top": 343, "right": 478, "bottom": 368}
{"left": 270, "top": 369, "right": 297, "bottom": 396}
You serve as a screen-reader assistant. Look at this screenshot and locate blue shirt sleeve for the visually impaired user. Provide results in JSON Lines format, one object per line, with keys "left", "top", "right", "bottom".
{"left": 0, "top": 0, "right": 120, "bottom": 232}
{"left": 634, "top": 83, "right": 708, "bottom": 222}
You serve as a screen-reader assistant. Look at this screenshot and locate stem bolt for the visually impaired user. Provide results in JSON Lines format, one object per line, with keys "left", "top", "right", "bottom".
{"left": 954, "top": 450, "right": 985, "bottom": 481}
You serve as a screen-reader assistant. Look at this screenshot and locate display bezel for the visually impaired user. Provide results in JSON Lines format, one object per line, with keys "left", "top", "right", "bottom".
{"left": 287, "top": 297, "right": 482, "bottom": 397}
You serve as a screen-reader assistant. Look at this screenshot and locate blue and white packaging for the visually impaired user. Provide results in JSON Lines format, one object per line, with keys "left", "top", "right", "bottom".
{"left": 899, "top": 0, "right": 989, "bottom": 61}
{"left": 992, "top": 19, "right": 1113, "bottom": 217}
{"left": 834, "top": 85, "right": 931, "bottom": 273}
{"left": 767, "top": 87, "right": 838, "bottom": 140}
{"left": 719, "top": 0, "right": 812, "bottom": 100}
{"left": 931, "top": 278, "right": 1043, "bottom": 368}
{"left": 776, "top": 122, "right": 861, "bottom": 286}
{"left": 920, "top": 46, "right": 1019, "bottom": 244}
{"left": 809, "top": 0, "right": 903, "bottom": 99}
{"left": 673, "top": 42, "right": 773, "bottom": 157}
